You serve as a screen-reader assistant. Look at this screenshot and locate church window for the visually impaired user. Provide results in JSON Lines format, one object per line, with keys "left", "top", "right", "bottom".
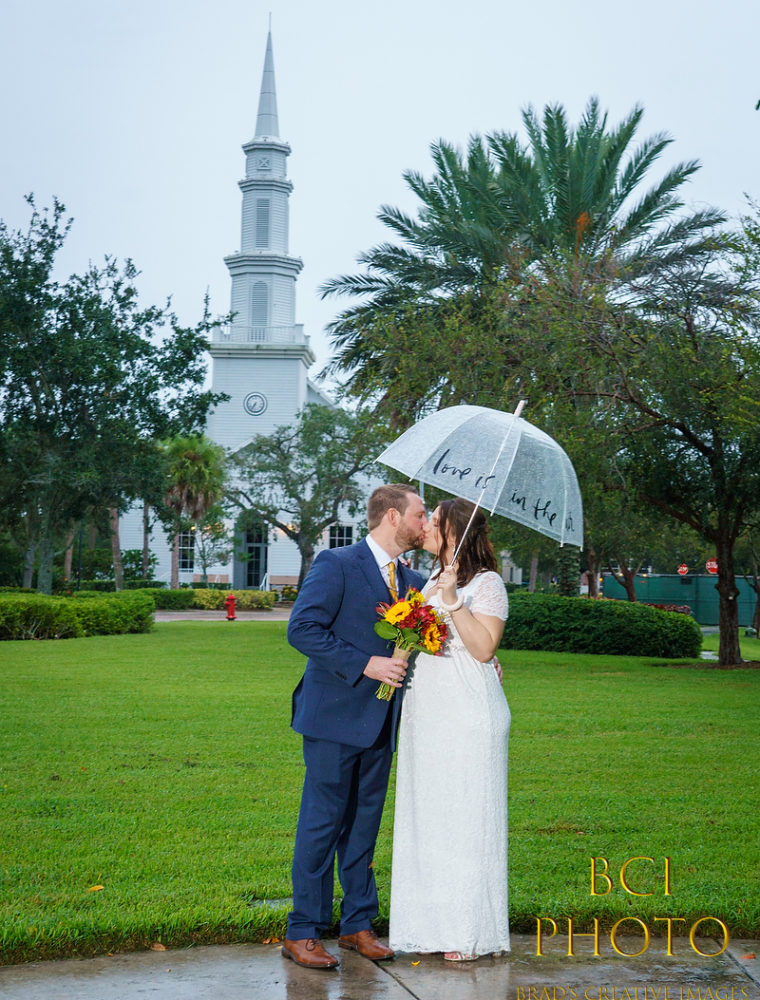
{"left": 329, "top": 525, "right": 353, "bottom": 549}
{"left": 178, "top": 531, "right": 195, "bottom": 572}
{"left": 255, "top": 198, "right": 270, "bottom": 247}
{"left": 251, "top": 282, "right": 268, "bottom": 328}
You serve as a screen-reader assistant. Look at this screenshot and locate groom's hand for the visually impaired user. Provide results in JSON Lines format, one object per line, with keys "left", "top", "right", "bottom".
{"left": 493, "top": 655, "right": 503, "bottom": 683}
{"left": 363, "top": 655, "right": 409, "bottom": 689}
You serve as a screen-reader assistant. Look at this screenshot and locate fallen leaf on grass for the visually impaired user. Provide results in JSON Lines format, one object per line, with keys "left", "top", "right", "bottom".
{"left": 88, "top": 885, "right": 104, "bottom": 892}
{"left": 262, "top": 937, "right": 281, "bottom": 945}
{"left": 151, "top": 943, "right": 167, "bottom": 952}
{"left": 742, "top": 953, "right": 756, "bottom": 959}
{"left": 411, "top": 960, "right": 421, "bottom": 966}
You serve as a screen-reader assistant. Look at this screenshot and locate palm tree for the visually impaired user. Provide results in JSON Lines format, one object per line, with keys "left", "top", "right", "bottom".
{"left": 322, "top": 98, "right": 725, "bottom": 388}
{"left": 162, "top": 435, "right": 227, "bottom": 589}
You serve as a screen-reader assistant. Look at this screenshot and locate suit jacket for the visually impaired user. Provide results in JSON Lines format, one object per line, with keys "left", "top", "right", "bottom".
{"left": 287, "top": 538, "right": 425, "bottom": 749}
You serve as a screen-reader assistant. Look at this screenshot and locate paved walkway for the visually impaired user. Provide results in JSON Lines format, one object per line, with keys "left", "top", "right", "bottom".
{"left": 1, "top": 934, "right": 758, "bottom": 1000}
{"left": 153, "top": 608, "right": 293, "bottom": 622}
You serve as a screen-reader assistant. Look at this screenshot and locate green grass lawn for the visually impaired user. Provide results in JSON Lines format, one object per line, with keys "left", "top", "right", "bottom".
{"left": 1, "top": 622, "right": 758, "bottom": 964}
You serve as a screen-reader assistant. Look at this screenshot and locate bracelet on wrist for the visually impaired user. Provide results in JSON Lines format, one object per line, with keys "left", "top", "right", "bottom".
{"left": 440, "top": 595, "right": 464, "bottom": 612}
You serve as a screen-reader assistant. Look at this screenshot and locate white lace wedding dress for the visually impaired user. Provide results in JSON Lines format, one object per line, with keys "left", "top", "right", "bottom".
{"left": 389, "top": 570, "right": 511, "bottom": 956}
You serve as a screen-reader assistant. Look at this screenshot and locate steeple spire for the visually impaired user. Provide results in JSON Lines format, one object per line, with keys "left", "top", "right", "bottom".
{"left": 254, "top": 29, "right": 279, "bottom": 138}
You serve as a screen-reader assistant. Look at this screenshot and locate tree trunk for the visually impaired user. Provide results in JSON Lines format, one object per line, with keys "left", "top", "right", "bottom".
{"left": 142, "top": 502, "right": 151, "bottom": 578}
{"left": 23, "top": 542, "right": 36, "bottom": 589}
{"left": 617, "top": 561, "right": 639, "bottom": 602}
{"left": 109, "top": 507, "right": 124, "bottom": 591}
{"left": 714, "top": 533, "right": 742, "bottom": 666}
{"left": 586, "top": 545, "right": 602, "bottom": 599}
{"left": 748, "top": 558, "right": 760, "bottom": 634}
{"left": 557, "top": 546, "right": 580, "bottom": 597}
{"left": 62, "top": 527, "right": 76, "bottom": 582}
{"left": 528, "top": 551, "right": 539, "bottom": 593}
{"left": 37, "top": 513, "right": 54, "bottom": 595}
{"left": 21, "top": 542, "right": 37, "bottom": 590}
{"left": 297, "top": 539, "right": 315, "bottom": 589}
{"left": 171, "top": 533, "right": 180, "bottom": 589}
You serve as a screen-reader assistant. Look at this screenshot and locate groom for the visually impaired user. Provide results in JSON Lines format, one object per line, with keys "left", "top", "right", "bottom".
{"left": 282, "top": 484, "right": 427, "bottom": 969}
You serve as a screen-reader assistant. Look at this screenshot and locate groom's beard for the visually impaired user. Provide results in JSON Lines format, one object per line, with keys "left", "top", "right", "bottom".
{"left": 395, "top": 525, "right": 425, "bottom": 553}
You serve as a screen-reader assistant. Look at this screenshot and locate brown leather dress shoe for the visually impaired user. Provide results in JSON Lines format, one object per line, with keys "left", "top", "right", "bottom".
{"left": 281, "top": 937, "right": 339, "bottom": 969}
{"left": 338, "top": 928, "right": 394, "bottom": 961}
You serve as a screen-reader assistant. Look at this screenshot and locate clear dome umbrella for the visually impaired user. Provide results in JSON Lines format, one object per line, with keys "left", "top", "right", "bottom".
{"left": 375, "top": 402, "right": 583, "bottom": 558}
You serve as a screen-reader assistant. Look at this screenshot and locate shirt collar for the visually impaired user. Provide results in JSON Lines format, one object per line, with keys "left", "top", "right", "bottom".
{"left": 366, "top": 534, "right": 396, "bottom": 571}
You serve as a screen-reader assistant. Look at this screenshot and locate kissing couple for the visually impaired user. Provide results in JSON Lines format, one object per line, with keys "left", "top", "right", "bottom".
{"left": 281, "top": 483, "right": 510, "bottom": 969}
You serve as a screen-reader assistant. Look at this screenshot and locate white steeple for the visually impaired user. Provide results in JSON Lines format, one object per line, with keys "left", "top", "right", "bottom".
{"left": 207, "top": 27, "right": 315, "bottom": 456}
{"left": 254, "top": 30, "right": 279, "bottom": 139}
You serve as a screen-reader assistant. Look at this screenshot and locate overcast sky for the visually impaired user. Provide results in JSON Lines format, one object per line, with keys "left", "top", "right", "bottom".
{"left": 2, "top": 0, "right": 757, "bottom": 381}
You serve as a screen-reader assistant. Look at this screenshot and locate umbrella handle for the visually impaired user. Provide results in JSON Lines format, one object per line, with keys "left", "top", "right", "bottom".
{"left": 449, "top": 398, "right": 527, "bottom": 566}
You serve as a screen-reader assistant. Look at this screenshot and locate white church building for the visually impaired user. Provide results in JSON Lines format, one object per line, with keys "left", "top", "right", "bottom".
{"left": 121, "top": 30, "right": 357, "bottom": 589}
{"left": 121, "top": 29, "right": 522, "bottom": 591}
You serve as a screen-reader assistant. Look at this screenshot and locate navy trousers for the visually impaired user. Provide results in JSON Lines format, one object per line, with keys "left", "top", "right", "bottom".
{"left": 287, "top": 713, "right": 393, "bottom": 939}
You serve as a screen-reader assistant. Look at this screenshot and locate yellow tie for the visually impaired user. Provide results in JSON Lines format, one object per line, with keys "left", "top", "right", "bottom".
{"left": 387, "top": 561, "right": 398, "bottom": 601}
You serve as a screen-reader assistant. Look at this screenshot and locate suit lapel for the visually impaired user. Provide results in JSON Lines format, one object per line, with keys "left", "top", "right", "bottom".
{"left": 356, "top": 539, "right": 390, "bottom": 600}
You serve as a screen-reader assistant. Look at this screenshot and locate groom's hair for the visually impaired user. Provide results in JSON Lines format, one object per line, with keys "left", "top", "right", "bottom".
{"left": 367, "top": 483, "right": 419, "bottom": 530}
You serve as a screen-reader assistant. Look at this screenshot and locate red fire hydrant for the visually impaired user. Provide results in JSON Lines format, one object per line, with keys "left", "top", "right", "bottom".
{"left": 224, "top": 593, "right": 236, "bottom": 621}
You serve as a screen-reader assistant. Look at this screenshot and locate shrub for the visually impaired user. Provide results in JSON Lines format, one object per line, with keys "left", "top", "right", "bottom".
{"left": 55, "top": 579, "right": 162, "bottom": 594}
{"left": 0, "top": 592, "right": 154, "bottom": 641}
{"left": 55, "top": 579, "right": 116, "bottom": 593}
{"left": 500, "top": 594, "right": 702, "bottom": 658}
{"left": 641, "top": 602, "right": 693, "bottom": 615}
{"left": 140, "top": 589, "right": 196, "bottom": 610}
{"left": 233, "top": 589, "right": 275, "bottom": 611}
{"left": 190, "top": 588, "right": 228, "bottom": 610}
{"left": 191, "top": 589, "right": 275, "bottom": 611}
{"left": 72, "top": 592, "right": 154, "bottom": 636}
{"left": 0, "top": 595, "right": 82, "bottom": 640}
{"left": 279, "top": 585, "right": 299, "bottom": 602}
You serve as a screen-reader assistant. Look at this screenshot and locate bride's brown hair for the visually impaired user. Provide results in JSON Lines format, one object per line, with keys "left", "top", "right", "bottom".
{"left": 434, "top": 498, "right": 498, "bottom": 588}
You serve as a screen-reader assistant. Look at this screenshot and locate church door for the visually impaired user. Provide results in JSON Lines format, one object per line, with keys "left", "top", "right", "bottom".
{"left": 234, "top": 520, "right": 268, "bottom": 589}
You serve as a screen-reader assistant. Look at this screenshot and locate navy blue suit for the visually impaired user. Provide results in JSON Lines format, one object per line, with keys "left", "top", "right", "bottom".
{"left": 286, "top": 539, "right": 424, "bottom": 939}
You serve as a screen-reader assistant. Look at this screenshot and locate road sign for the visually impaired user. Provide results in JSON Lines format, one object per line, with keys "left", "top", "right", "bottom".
{"left": 677, "top": 564, "right": 688, "bottom": 575}
{"left": 706, "top": 558, "right": 718, "bottom": 574}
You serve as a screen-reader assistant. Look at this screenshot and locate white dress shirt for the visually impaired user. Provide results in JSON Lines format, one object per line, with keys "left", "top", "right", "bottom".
{"left": 365, "top": 535, "right": 398, "bottom": 592}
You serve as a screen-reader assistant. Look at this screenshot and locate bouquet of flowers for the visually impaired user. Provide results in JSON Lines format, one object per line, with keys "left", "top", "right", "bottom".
{"left": 373, "top": 588, "right": 449, "bottom": 700}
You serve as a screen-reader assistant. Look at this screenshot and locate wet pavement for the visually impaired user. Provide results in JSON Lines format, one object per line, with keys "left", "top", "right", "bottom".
{"left": 1, "top": 934, "right": 757, "bottom": 1000}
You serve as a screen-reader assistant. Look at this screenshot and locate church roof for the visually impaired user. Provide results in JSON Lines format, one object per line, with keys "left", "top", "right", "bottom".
{"left": 254, "top": 30, "right": 279, "bottom": 139}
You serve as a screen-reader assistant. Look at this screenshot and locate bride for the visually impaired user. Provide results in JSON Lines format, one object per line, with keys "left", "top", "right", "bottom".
{"left": 389, "top": 497, "right": 510, "bottom": 961}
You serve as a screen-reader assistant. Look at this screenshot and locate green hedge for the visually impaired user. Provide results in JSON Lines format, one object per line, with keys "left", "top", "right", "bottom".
{"left": 70, "top": 593, "right": 154, "bottom": 636}
{"left": 55, "top": 579, "right": 165, "bottom": 593}
{"left": 0, "top": 592, "right": 154, "bottom": 641}
{"left": 190, "top": 588, "right": 274, "bottom": 611}
{"left": 501, "top": 593, "right": 702, "bottom": 658}
{"left": 140, "top": 588, "right": 197, "bottom": 610}
{"left": 141, "top": 588, "right": 274, "bottom": 611}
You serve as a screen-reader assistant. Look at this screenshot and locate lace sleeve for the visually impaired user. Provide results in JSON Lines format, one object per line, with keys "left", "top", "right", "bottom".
{"left": 468, "top": 572, "right": 509, "bottom": 621}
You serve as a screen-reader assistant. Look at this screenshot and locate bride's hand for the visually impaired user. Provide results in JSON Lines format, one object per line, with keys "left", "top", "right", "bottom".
{"left": 437, "top": 565, "right": 458, "bottom": 606}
